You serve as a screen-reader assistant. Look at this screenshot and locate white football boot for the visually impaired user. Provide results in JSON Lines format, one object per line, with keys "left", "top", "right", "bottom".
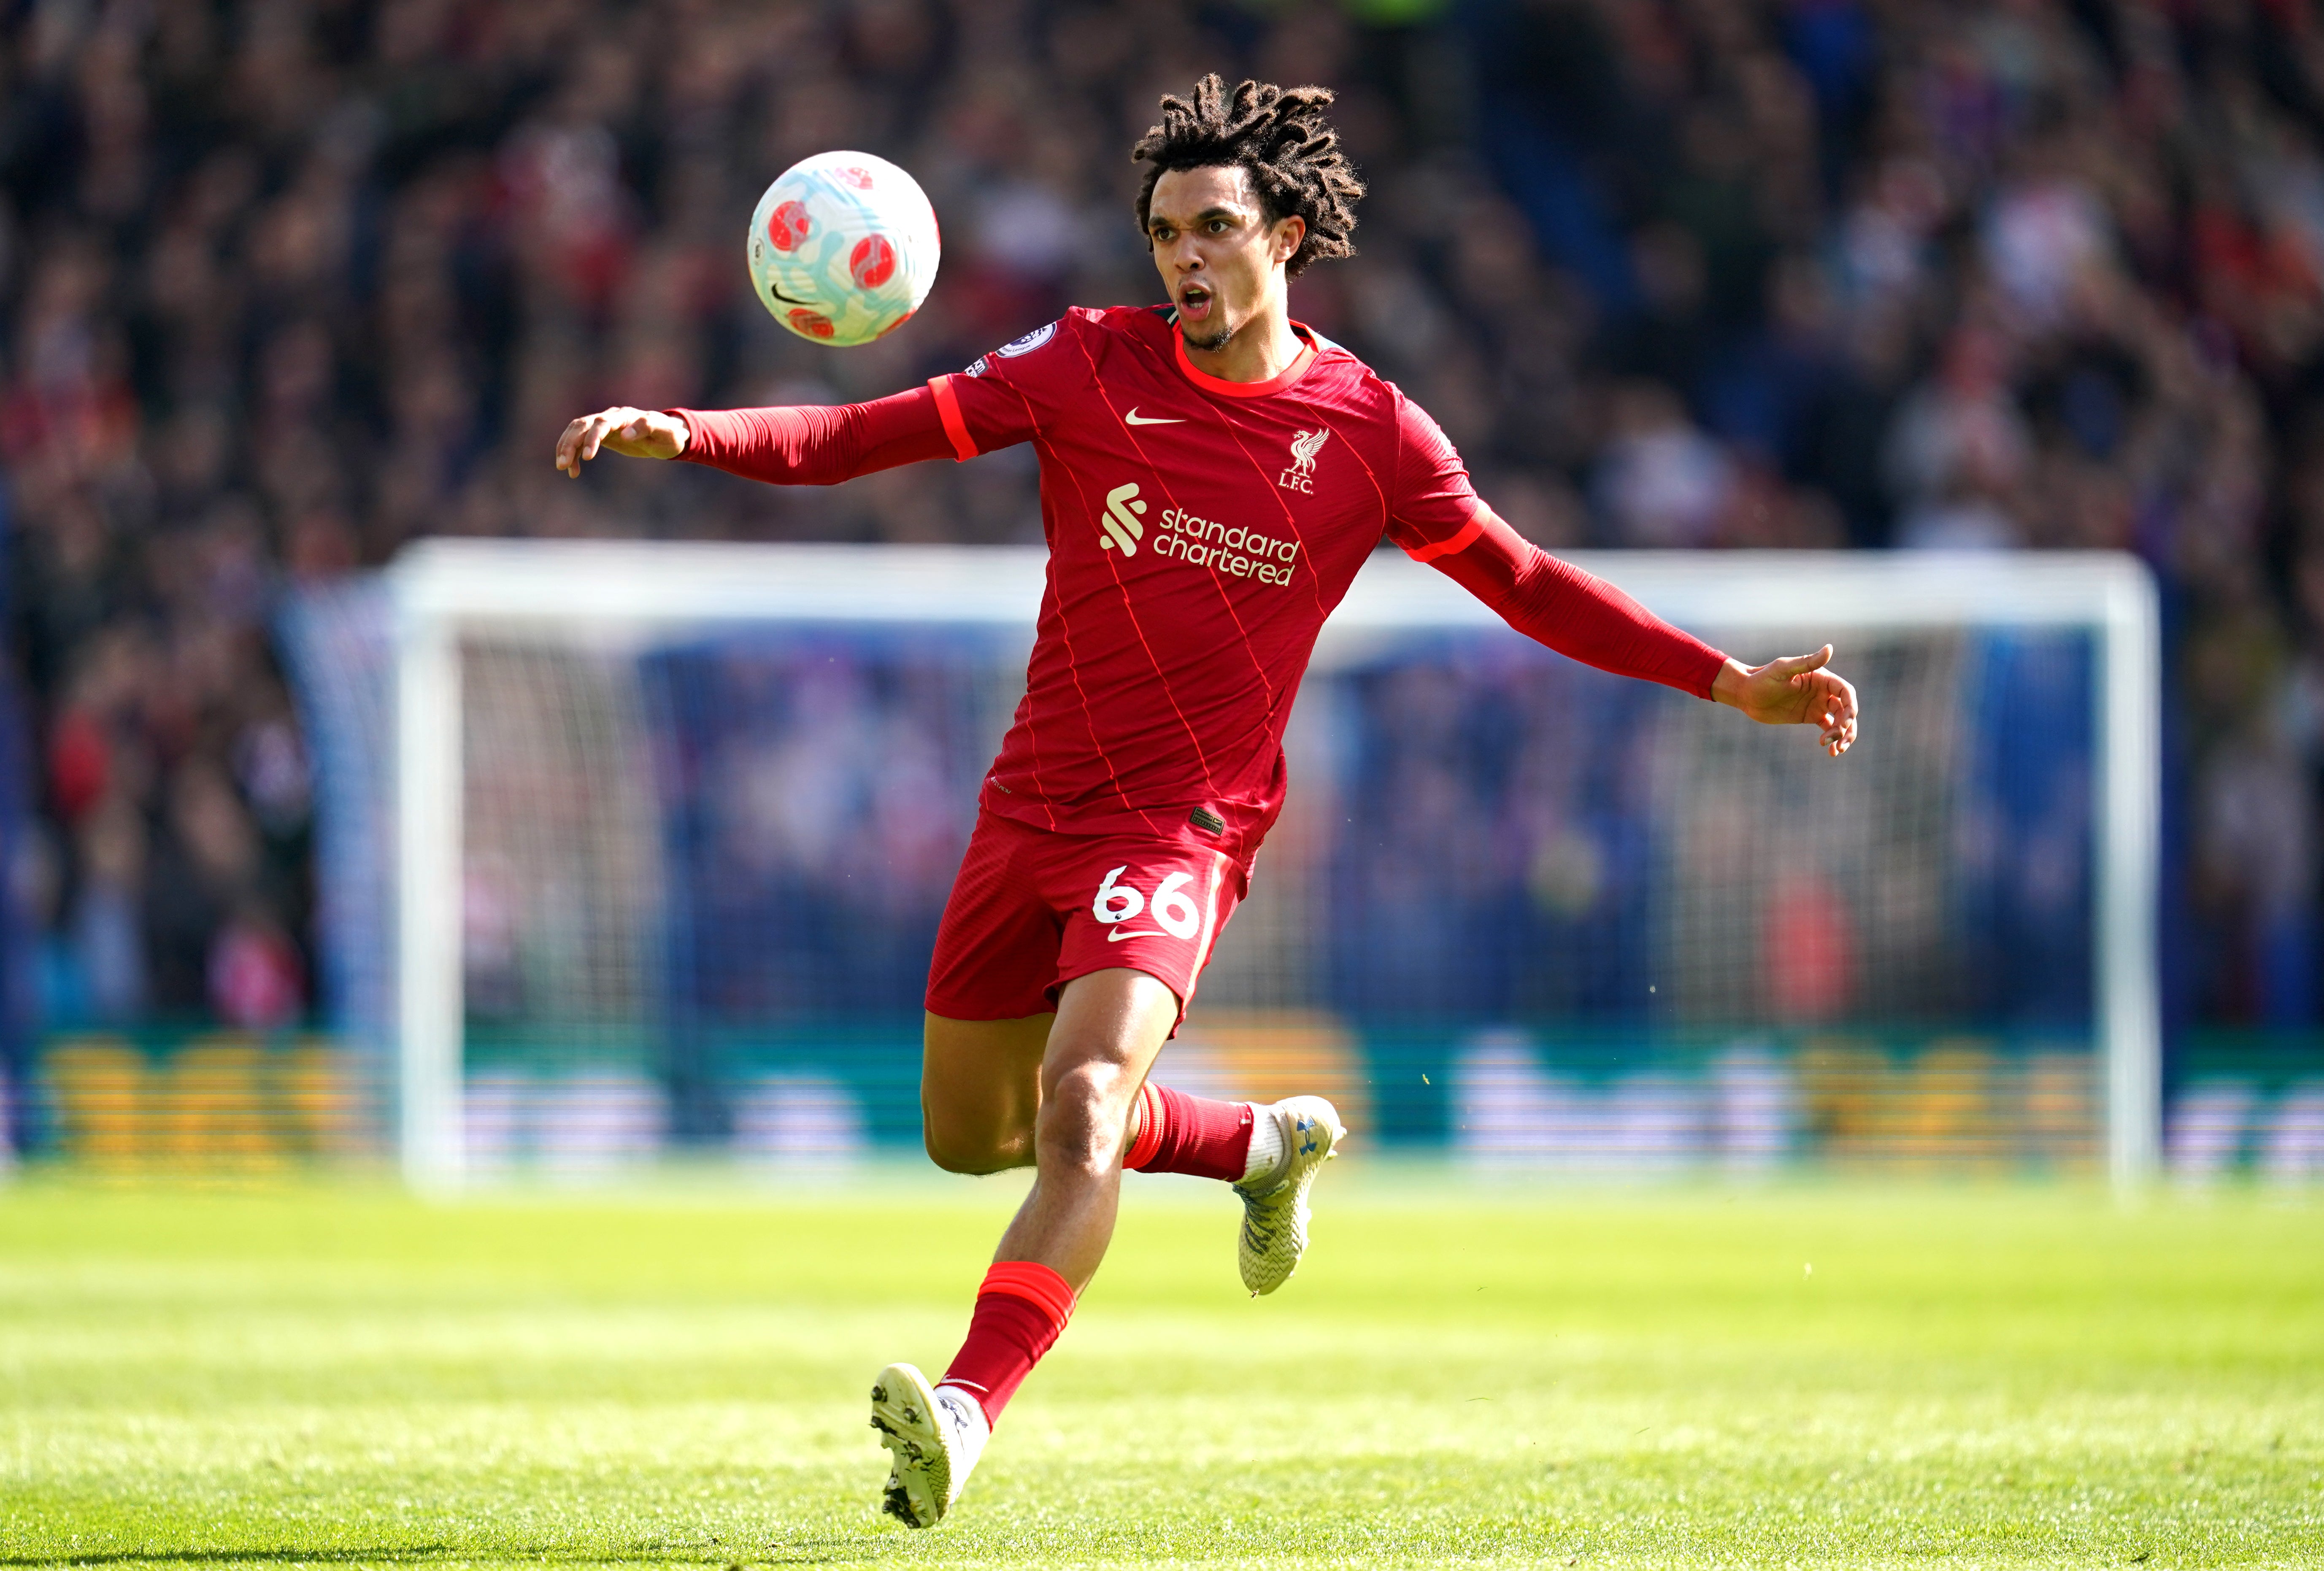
{"left": 869, "top": 1362, "right": 989, "bottom": 1528}
{"left": 1234, "top": 1095, "right": 1347, "bottom": 1296}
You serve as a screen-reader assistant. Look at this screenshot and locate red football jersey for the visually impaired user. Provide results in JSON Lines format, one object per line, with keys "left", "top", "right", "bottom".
{"left": 672, "top": 303, "right": 1728, "bottom": 864}
{"left": 927, "top": 305, "right": 1491, "bottom": 858}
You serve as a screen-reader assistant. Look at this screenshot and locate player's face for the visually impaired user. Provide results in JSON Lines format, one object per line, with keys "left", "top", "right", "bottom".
{"left": 1146, "top": 165, "right": 1304, "bottom": 352}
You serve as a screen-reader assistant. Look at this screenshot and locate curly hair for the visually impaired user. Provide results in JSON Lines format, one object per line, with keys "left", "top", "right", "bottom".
{"left": 1130, "top": 74, "right": 1365, "bottom": 278}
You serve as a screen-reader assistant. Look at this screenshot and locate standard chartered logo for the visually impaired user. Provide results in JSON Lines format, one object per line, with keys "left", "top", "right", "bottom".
{"left": 1097, "top": 482, "right": 1147, "bottom": 554}
{"left": 1095, "top": 479, "right": 1302, "bottom": 587}
{"left": 1156, "top": 502, "right": 1300, "bottom": 585}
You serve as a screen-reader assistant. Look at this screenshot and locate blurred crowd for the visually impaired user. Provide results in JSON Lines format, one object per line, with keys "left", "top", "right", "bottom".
{"left": 1328, "top": 629, "right": 2097, "bottom": 1027}
{"left": 1, "top": 0, "right": 2321, "bottom": 1057}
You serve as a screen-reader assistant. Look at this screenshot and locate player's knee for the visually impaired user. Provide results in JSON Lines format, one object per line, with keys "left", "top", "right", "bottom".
{"left": 1035, "top": 1064, "right": 1131, "bottom": 1174}
{"left": 921, "top": 1118, "right": 1021, "bottom": 1175}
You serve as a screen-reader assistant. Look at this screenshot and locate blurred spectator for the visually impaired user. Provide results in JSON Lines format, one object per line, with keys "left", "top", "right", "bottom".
{"left": 0, "top": 0, "right": 2319, "bottom": 1047}
{"left": 1885, "top": 325, "right": 2033, "bottom": 548}
{"left": 1594, "top": 379, "right": 1735, "bottom": 546}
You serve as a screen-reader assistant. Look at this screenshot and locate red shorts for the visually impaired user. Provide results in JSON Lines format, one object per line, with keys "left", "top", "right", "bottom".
{"left": 924, "top": 811, "right": 1248, "bottom": 1026}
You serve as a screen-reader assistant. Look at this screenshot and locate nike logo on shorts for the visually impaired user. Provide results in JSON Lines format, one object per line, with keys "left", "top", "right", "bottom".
{"left": 1107, "top": 927, "right": 1166, "bottom": 941}
{"left": 1123, "top": 409, "right": 1183, "bottom": 425}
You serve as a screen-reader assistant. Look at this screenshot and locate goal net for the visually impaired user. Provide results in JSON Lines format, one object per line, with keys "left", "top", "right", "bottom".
{"left": 279, "top": 543, "right": 2159, "bottom": 1188}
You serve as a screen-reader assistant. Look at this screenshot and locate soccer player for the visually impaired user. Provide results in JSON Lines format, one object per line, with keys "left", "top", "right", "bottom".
{"left": 554, "top": 76, "right": 1858, "bottom": 1527}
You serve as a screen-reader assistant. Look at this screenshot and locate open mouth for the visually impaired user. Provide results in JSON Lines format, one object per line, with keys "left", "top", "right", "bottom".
{"left": 1178, "top": 281, "right": 1214, "bottom": 321}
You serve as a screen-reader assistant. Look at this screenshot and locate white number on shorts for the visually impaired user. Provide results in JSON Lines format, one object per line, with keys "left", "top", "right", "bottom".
{"left": 1150, "top": 871, "right": 1200, "bottom": 939}
{"left": 1092, "top": 865, "right": 1144, "bottom": 924}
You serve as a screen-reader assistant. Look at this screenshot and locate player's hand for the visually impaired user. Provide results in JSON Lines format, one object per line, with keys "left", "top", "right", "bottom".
{"left": 1712, "top": 646, "right": 1859, "bottom": 757}
{"left": 554, "top": 407, "right": 688, "bottom": 476}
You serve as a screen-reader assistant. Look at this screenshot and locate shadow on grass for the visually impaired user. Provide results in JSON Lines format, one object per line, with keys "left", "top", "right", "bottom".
{"left": 0, "top": 1544, "right": 890, "bottom": 1568}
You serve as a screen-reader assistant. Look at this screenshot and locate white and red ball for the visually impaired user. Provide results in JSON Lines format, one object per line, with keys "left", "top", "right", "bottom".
{"left": 746, "top": 151, "right": 939, "bottom": 346}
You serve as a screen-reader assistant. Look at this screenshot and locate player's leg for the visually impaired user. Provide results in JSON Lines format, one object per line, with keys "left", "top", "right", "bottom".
{"left": 873, "top": 966, "right": 1173, "bottom": 1528}
{"left": 916, "top": 1009, "right": 1223, "bottom": 1179}
{"left": 915, "top": 811, "right": 1060, "bottom": 1179}
{"left": 876, "top": 964, "right": 1348, "bottom": 1526}
{"left": 918, "top": 1011, "right": 1050, "bottom": 1174}
{"left": 933, "top": 967, "right": 1356, "bottom": 1423}
{"left": 1119, "top": 1072, "right": 1348, "bottom": 1293}
{"left": 986, "top": 965, "right": 1178, "bottom": 1285}
{"left": 1072, "top": 846, "right": 1346, "bottom": 1296}
{"left": 876, "top": 827, "right": 1345, "bottom": 1526}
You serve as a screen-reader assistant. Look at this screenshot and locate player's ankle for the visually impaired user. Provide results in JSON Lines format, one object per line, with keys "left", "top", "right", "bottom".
{"left": 1240, "top": 1101, "right": 1287, "bottom": 1187}
{"left": 935, "top": 1382, "right": 993, "bottom": 1448}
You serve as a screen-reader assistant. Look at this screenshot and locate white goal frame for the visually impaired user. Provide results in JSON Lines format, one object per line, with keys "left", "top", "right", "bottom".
{"left": 389, "top": 541, "right": 2160, "bottom": 1192}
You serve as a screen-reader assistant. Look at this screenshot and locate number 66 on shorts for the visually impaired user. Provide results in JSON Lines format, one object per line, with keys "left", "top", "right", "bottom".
{"left": 1091, "top": 866, "right": 1204, "bottom": 938}
{"left": 923, "top": 812, "right": 1246, "bottom": 1028}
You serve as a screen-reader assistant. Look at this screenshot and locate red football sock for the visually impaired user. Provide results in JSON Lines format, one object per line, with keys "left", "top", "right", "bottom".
{"left": 938, "top": 1261, "right": 1076, "bottom": 1425}
{"left": 1123, "top": 1080, "right": 1254, "bottom": 1182}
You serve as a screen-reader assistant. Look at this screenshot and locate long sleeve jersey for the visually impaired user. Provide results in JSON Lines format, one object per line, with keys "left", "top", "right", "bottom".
{"left": 674, "top": 305, "right": 1727, "bottom": 861}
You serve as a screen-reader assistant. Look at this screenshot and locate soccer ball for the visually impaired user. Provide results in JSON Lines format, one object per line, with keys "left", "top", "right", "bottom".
{"left": 746, "top": 151, "right": 940, "bottom": 347}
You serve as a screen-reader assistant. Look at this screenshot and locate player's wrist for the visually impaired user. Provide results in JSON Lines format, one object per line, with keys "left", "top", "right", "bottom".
{"left": 1711, "top": 659, "right": 1751, "bottom": 710}
{"left": 641, "top": 409, "right": 688, "bottom": 459}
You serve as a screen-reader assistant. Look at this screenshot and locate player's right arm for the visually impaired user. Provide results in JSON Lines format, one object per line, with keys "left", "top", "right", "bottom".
{"left": 555, "top": 324, "right": 1058, "bottom": 484}
{"left": 554, "top": 388, "right": 957, "bottom": 483}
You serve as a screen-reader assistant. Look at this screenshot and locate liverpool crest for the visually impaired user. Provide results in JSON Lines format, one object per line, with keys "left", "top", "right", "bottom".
{"left": 1279, "top": 427, "right": 1329, "bottom": 493}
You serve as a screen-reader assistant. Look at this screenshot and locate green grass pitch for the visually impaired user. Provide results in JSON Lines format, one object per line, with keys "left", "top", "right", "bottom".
{"left": 1, "top": 1172, "right": 2318, "bottom": 1568}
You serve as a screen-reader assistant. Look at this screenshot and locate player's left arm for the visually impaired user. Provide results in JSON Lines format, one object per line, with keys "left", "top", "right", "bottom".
{"left": 1385, "top": 391, "right": 1856, "bottom": 756}
{"left": 1417, "top": 510, "right": 1859, "bottom": 757}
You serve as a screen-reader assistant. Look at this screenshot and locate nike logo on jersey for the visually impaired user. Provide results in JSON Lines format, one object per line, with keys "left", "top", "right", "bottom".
{"left": 1106, "top": 927, "right": 1167, "bottom": 942}
{"left": 1097, "top": 482, "right": 1147, "bottom": 555}
{"left": 1124, "top": 408, "right": 1184, "bottom": 425}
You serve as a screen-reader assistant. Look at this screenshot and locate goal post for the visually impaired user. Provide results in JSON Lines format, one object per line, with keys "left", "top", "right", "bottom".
{"left": 364, "top": 541, "right": 2159, "bottom": 1192}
